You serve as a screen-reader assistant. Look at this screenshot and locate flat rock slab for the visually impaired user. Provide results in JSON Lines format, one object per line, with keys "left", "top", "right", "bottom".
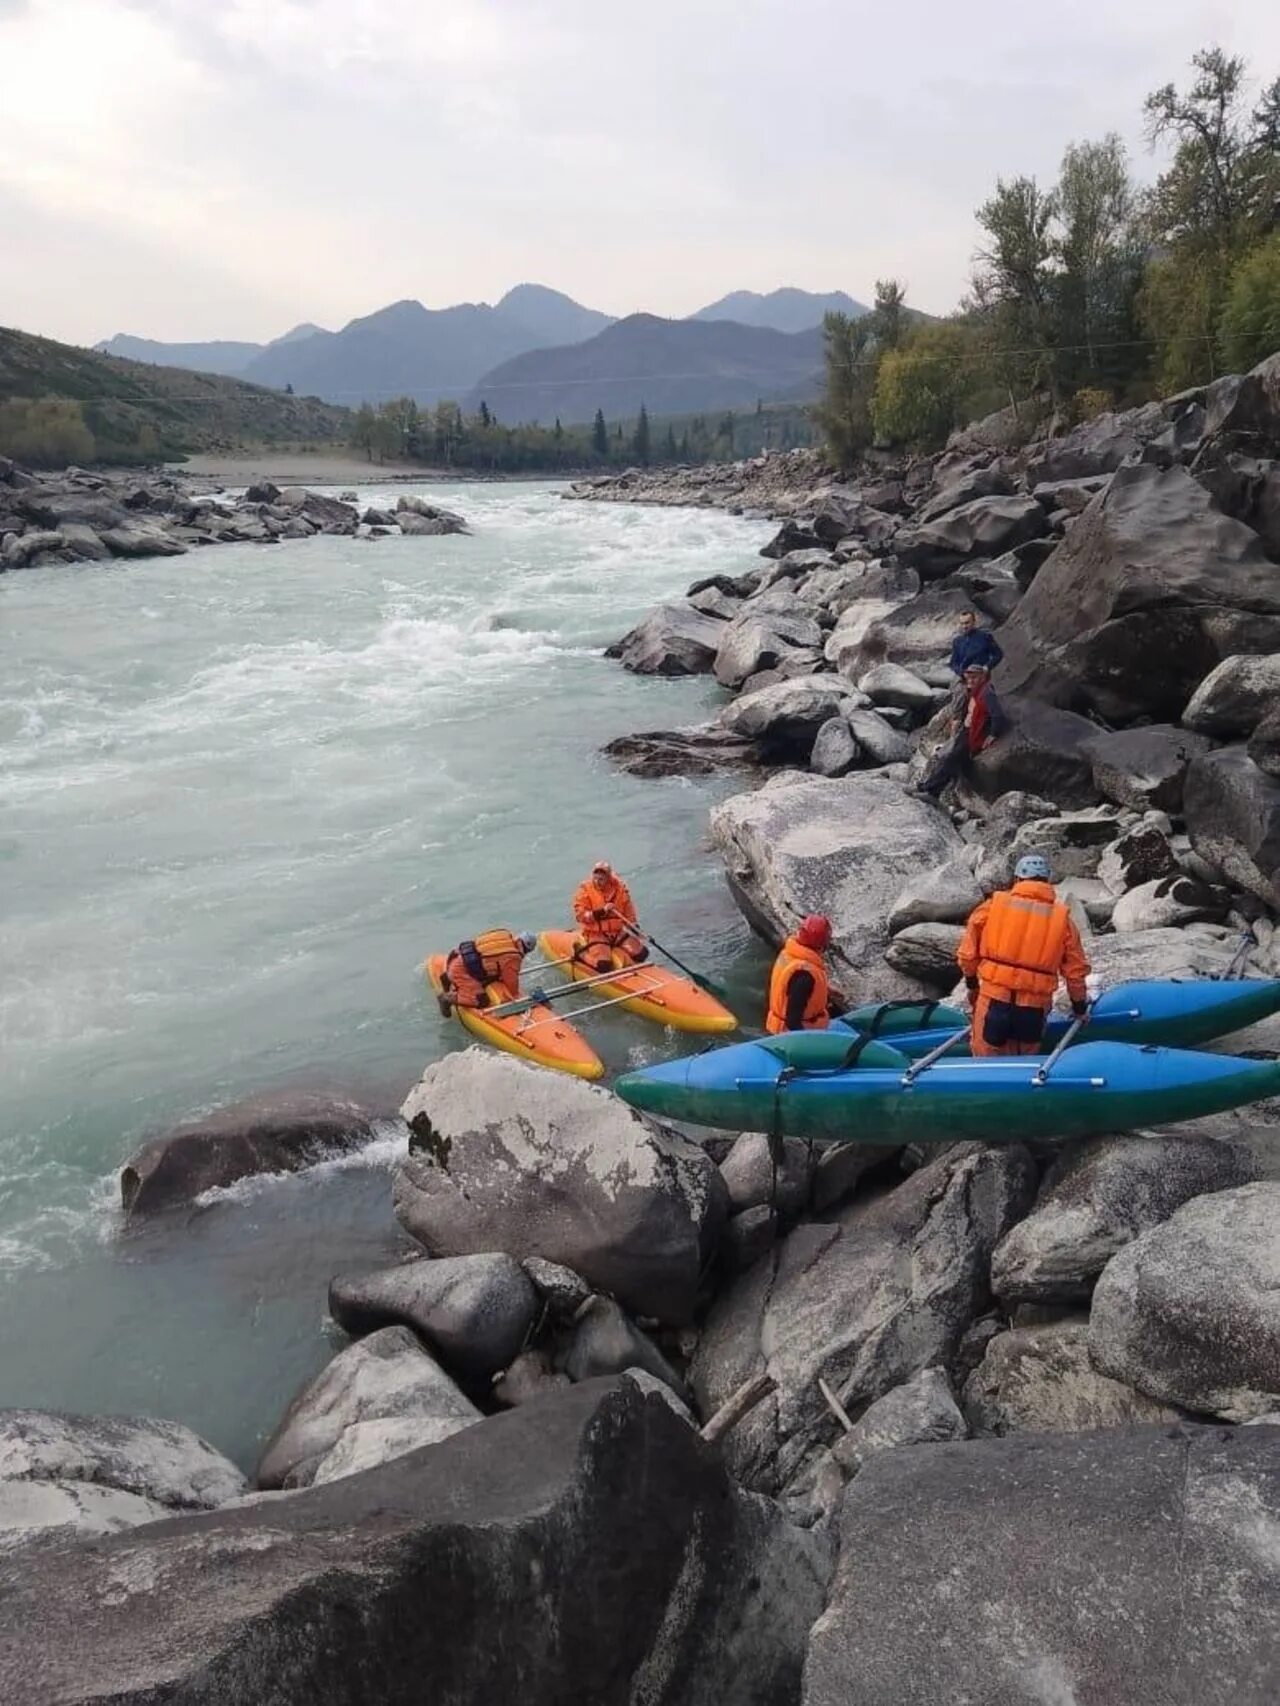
{"left": 803, "top": 1425, "right": 1280, "bottom": 1706}
{"left": 0, "top": 1381, "right": 829, "bottom": 1706}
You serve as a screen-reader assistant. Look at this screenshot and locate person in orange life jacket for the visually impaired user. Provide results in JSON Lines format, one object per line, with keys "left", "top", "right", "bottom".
{"left": 920, "top": 664, "right": 1009, "bottom": 799}
{"left": 441, "top": 929, "right": 537, "bottom": 1011}
{"left": 572, "top": 859, "right": 649, "bottom": 972}
{"left": 957, "top": 855, "right": 1091, "bottom": 1057}
{"left": 765, "top": 914, "right": 836, "bottom": 1034}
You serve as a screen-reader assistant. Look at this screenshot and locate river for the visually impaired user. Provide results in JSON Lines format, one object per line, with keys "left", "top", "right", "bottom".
{"left": 0, "top": 480, "right": 773, "bottom": 1467}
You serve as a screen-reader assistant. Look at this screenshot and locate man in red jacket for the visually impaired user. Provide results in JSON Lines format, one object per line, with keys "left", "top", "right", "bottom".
{"left": 920, "top": 665, "right": 1009, "bottom": 800}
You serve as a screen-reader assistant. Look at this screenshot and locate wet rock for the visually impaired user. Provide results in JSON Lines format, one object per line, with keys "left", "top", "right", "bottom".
{"left": 1085, "top": 722, "right": 1211, "bottom": 813}
{"left": 760, "top": 517, "right": 823, "bottom": 557}
{"left": 713, "top": 610, "right": 825, "bottom": 688}
{"left": 711, "top": 771, "right": 962, "bottom": 1000}
{"left": 718, "top": 677, "right": 859, "bottom": 760}
{"left": 561, "top": 1298, "right": 690, "bottom": 1405}
{"left": 809, "top": 716, "right": 861, "bottom": 777}
{"left": 328, "top": 1254, "right": 537, "bottom": 1382}
{"left": 894, "top": 495, "right": 1048, "bottom": 578}
{"left": 394, "top": 495, "right": 469, "bottom": 533}
{"left": 1110, "top": 874, "right": 1231, "bottom": 932}
{"left": 1183, "top": 653, "right": 1280, "bottom": 736}
{"left": 602, "top": 726, "right": 759, "bottom": 778}
{"left": 0, "top": 1381, "right": 829, "bottom": 1706}
{"left": 690, "top": 1143, "right": 1036, "bottom": 1494}
{"left": 120, "top": 1091, "right": 378, "bottom": 1216}
{"left": 968, "top": 695, "right": 1101, "bottom": 808}
{"left": 963, "top": 1319, "right": 1185, "bottom": 1436}
{"left": 0, "top": 1409, "right": 246, "bottom": 1510}
{"left": 997, "top": 463, "right": 1280, "bottom": 721}
{"left": 244, "top": 481, "right": 281, "bottom": 504}
{"left": 803, "top": 1423, "right": 1280, "bottom": 1706}
{"left": 394, "top": 1050, "right": 726, "bottom": 1324}
{"left": 1184, "top": 746, "right": 1280, "bottom": 907}
{"left": 257, "top": 1325, "right": 480, "bottom": 1489}
{"left": 1090, "top": 1182, "right": 1280, "bottom": 1420}
{"left": 882, "top": 922, "right": 963, "bottom": 985}
{"left": 607, "top": 602, "right": 727, "bottom": 675}
{"left": 831, "top": 1367, "right": 967, "bottom": 1476}
{"left": 688, "top": 583, "right": 744, "bottom": 620}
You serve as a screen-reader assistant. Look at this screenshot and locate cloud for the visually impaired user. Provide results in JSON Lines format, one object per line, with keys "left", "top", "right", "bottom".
{"left": 3, "top": 0, "right": 1279, "bottom": 344}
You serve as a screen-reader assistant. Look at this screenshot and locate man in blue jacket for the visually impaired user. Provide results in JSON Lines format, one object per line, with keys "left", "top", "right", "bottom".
{"left": 949, "top": 609, "right": 1003, "bottom": 677}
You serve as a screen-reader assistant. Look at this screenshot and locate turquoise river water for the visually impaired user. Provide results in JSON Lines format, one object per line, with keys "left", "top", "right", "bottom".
{"left": 0, "top": 480, "right": 773, "bottom": 1467}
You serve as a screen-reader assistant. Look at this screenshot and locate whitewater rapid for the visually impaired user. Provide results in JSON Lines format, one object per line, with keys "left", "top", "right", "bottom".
{"left": 0, "top": 480, "right": 771, "bottom": 1462}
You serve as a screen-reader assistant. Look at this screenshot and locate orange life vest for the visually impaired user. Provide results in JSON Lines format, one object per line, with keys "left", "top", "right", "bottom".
{"left": 765, "top": 937, "right": 830, "bottom": 1034}
{"left": 445, "top": 928, "right": 525, "bottom": 1008}
{"left": 573, "top": 874, "right": 637, "bottom": 946}
{"left": 975, "top": 883, "right": 1071, "bottom": 1003}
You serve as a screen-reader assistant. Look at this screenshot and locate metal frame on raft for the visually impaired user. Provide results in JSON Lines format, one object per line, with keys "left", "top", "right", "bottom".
{"left": 512, "top": 962, "right": 668, "bottom": 1034}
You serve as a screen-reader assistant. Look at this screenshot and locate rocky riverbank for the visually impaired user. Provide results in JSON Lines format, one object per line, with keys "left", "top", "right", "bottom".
{"left": 5, "top": 360, "right": 1280, "bottom": 1702}
{"left": 0, "top": 459, "right": 469, "bottom": 571}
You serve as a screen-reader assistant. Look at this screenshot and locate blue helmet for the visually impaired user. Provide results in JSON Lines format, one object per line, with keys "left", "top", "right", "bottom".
{"left": 1014, "top": 854, "right": 1052, "bottom": 883}
{"left": 517, "top": 933, "right": 537, "bottom": 952}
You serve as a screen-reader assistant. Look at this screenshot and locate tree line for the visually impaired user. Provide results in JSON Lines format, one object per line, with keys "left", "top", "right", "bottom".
{"left": 819, "top": 46, "right": 1280, "bottom": 464}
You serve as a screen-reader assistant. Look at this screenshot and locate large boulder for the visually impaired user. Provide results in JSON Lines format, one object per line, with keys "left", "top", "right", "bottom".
{"left": 823, "top": 598, "right": 913, "bottom": 676}
{"left": 710, "top": 772, "right": 962, "bottom": 999}
{"left": 393, "top": 494, "right": 469, "bottom": 533}
{"left": 856, "top": 661, "right": 936, "bottom": 713}
{"left": 717, "top": 678, "right": 860, "bottom": 761}
{"left": 967, "top": 695, "right": 1101, "bottom": 808}
{"left": 832, "top": 587, "right": 976, "bottom": 678}
{"left": 689, "top": 1143, "right": 1036, "bottom": 1494}
{"left": 842, "top": 706, "right": 911, "bottom": 766}
{"left": 887, "top": 858, "right": 983, "bottom": 933}
{"left": 882, "top": 922, "right": 964, "bottom": 985}
{"left": 917, "top": 464, "right": 1014, "bottom": 522}
{"left": 607, "top": 603, "right": 727, "bottom": 675}
{"left": 1090, "top": 1183, "right": 1280, "bottom": 1420}
{"left": 560, "top": 1298, "right": 690, "bottom": 1404}
{"left": 1201, "top": 349, "right": 1280, "bottom": 444}
{"left": 0, "top": 1409, "right": 246, "bottom": 1510}
{"left": 714, "top": 611, "right": 825, "bottom": 688}
{"left": 120, "top": 1091, "right": 378, "bottom": 1216}
{"left": 328, "top": 1254, "right": 537, "bottom": 1382}
{"left": 894, "top": 495, "right": 1048, "bottom": 578}
{"left": 995, "top": 463, "right": 1280, "bottom": 721}
{"left": 1182, "top": 653, "right": 1280, "bottom": 735}
{"left": 0, "top": 1382, "right": 828, "bottom": 1706}
{"left": 1110, "top": 874, "right": 1231, "bottom": 932}
{"left": 602, "top": 725, "right": 760, "bottom": 778}
{"left": 1025, "top": 400, "right": 1167, "bottom": 484}
{"left": 1184, "top": 746, "right": 1280, "bottom": 906}
{"left": 831, "top": 1367, "right": 967, "bottom": 1476}
{"left": 257, "top": 1325, "right": 481, "bottom": 1489}
{"left": 394, "top": 1050, "right": 725, "bottom": 1324}
{"left": 963, "top": 1319, "right": 1184, "bottom": 1436}
{"left": 1085, "top": 722, "right": 1211, "bottom": 813}
{"left": 1247, "top": 700, "right": 1280, "bottom": 777}
{"left": 0, "top": 1479, "right": 170, "bottom": 1551}
{"left": 804, "top": 1424, "right": 1280, "bottom": 1706}
{"left": 808, "top": 717, "right": 861, "bottom": 777}
{"left": 991, "top": 1132, "right": 1259, "bottom": 1308}
{"left": 1096, "top": 821, "right": 1179, "bottom": 895}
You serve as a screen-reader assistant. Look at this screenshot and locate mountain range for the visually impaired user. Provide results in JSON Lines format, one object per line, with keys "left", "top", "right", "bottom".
{"left": 94, "top": 283, "right": 868, "bottom": 421}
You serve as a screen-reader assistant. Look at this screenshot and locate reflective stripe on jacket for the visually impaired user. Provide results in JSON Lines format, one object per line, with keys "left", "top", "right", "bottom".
{"left": 445, "top": 928, "right": 525, "bottom": 1005}
{"left": 573, "top": 875, "right": 637, "bottom": 944}
{"left": 765, "top": 937, "right": 830, "bottom": 1034}
{"left": 957, "top": 881, "right": 1090, "bottom": 1006}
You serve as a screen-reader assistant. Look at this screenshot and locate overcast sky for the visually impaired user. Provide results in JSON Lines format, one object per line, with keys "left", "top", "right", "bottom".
{"left": 2, "top": 0, "right": 1278, "bottom": 346}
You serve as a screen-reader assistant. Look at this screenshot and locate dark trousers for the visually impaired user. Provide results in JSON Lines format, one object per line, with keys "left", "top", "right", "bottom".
{"left": 922, "top": 731, "right": 972, "bottom": 798}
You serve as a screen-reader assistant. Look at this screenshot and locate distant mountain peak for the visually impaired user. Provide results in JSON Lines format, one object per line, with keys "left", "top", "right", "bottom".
{"left": 691, "top": 287, "right": 869, "bottom": 334}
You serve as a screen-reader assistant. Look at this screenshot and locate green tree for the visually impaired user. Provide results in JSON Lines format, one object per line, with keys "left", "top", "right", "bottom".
{"left": 351, "top": 403, "right": 377, "bottom": 460}
{"left": 973, "top": 175, "right": 1061, "bottom": 406}
{"left": 870, "top": 279, "right": 908, "bottom": 352}
{"left": 872, "top": 321, "right": 972, "bottom": 448}
{"left": 633, "top": 402, "right": 651, "bottom": 465}
{"left": 591, "top": 408, "right": 608, "bottom": 458}
{"left": 815, "top": 310, "right": 874, "bottom": 469}
{"left": 0, "top": 397, "right": 95, "bottom": 466}
{"left": 478, "top": 400, "right": 492, "bottom": 428}
{"left": 1219, "top": 233, "right": 1280, "bottom": 371}
{"left": 664, "top": 423, "right": 678, "bottom": 461}
{"left": 1054, "top": 135, "right": 1143, "bottom": 392}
